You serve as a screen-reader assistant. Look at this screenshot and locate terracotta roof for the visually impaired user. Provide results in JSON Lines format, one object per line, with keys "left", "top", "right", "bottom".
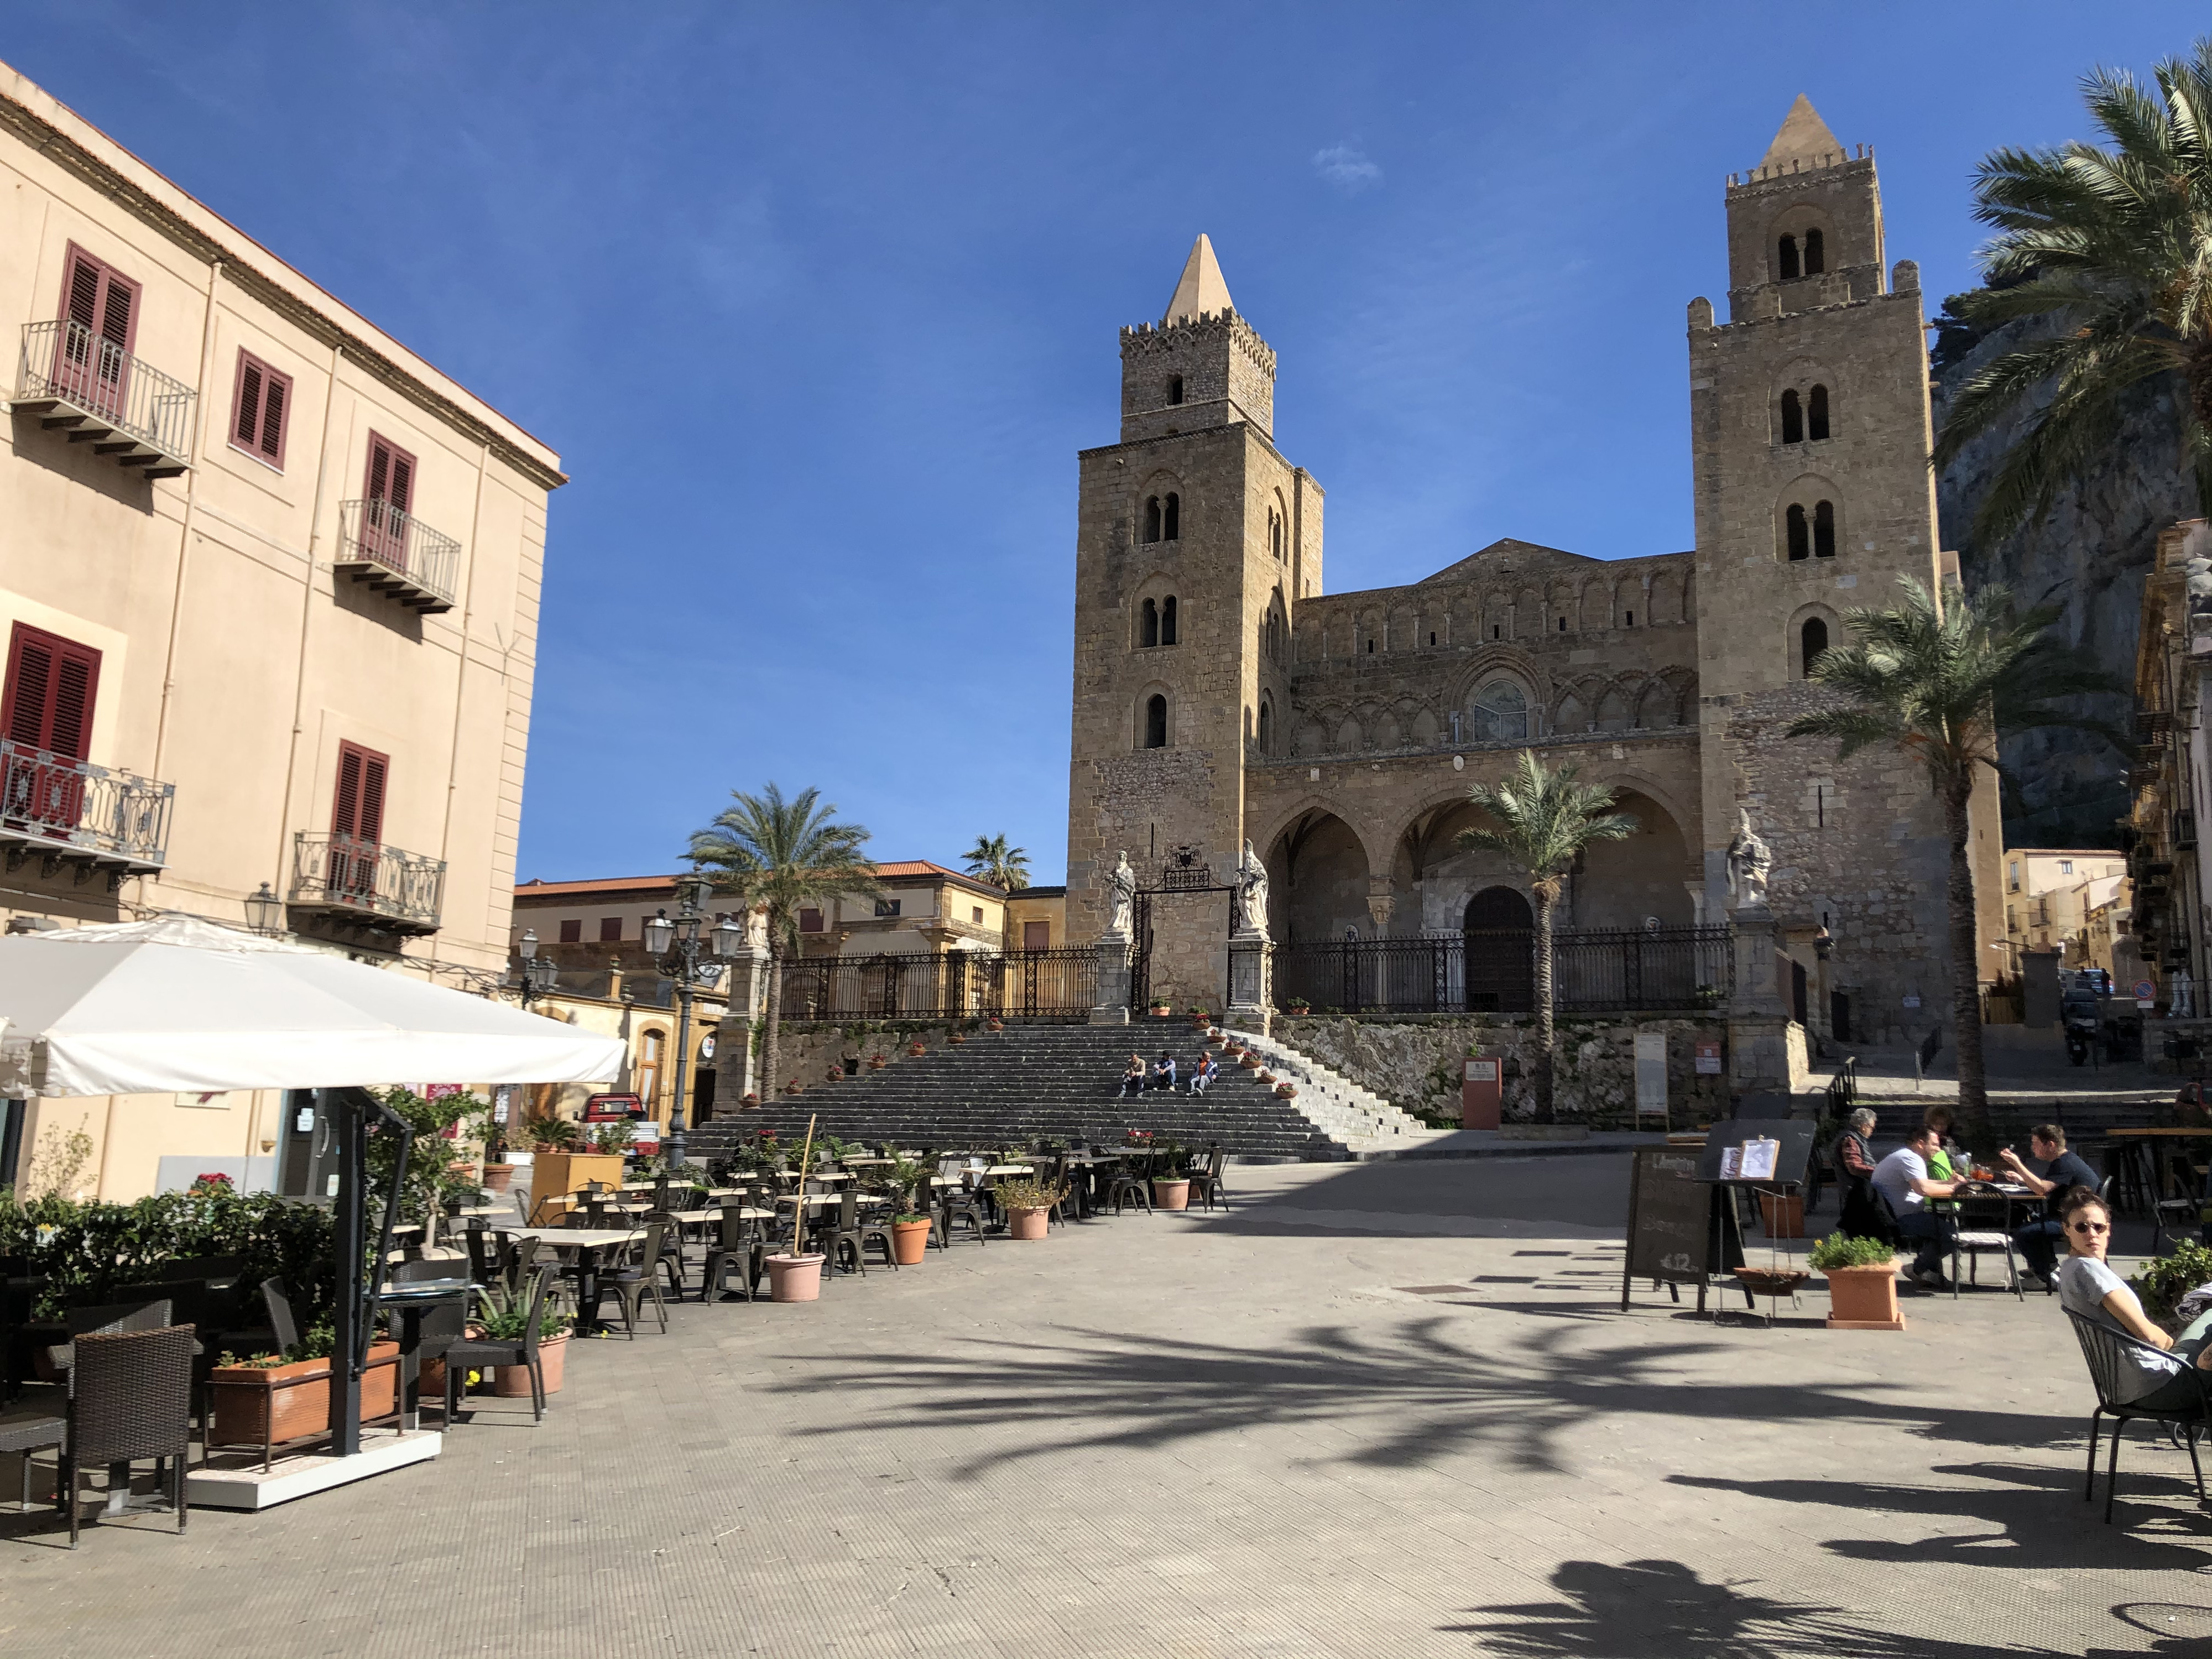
{"left": 514, "top": 874, "right": 684, "bottom": 900}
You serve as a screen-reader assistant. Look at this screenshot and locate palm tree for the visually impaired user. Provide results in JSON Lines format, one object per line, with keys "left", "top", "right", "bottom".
{"left": 1455, "top": 753, "right": 1636, "bottom": 1123}
{"left": 962, "top": 833, "right": 1031, "bottom": 891}
{"left": 686, "top": 783, "right": 879, "bottom": 1103}
{"left": 1933, "top": 40, "right": 2212, "bottom": 539}
{"left": 1787, "top": 578, "right": 2120, "bottom": 1135}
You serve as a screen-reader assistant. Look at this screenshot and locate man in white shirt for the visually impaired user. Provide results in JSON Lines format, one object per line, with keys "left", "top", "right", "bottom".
{"left": 1870, "top": 1124, "right": 1969, "bottom": 1290}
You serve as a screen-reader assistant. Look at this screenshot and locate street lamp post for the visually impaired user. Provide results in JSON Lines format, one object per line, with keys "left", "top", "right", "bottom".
{"left": 514, "top": 928, "right": 559, "bottom": 1008}
{"left": 645, "top": 878, "right": 744, "bottom": 1170}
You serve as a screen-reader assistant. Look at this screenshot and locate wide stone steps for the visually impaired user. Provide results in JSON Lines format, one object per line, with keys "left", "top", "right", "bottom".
{"left": 691, "top": 1022, "right": 1350, "bottom": 1160}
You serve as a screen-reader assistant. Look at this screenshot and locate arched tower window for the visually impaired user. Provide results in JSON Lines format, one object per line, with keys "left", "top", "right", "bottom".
{"left": 1470, "top": 679, "right": 1529, "bottom": 742}
{"left": 1808, "top": 384, "right": 1830, "bottom": 441}
{"left": 1780, "top": 388, "right": 1803, "bottom": 445}
{"left": 1160, "top": 596, "right": 1178, "bottom": 645}
{"left": 1143, "top": 694, "right": 1167, "bottom": 749}
{"left": 1167, "top": 375, "right": 1184, "bottom": 405}
{"left": 1258, "top": 700, "right": 1272, "bottom": 754}
{"left": 1163, "top": 492, "right": 1181, "bottom": 541}
{"left": 1778, "top": 233, "right": 1801, "bottom": 281}
{"left": 1813, "top": 499, "right": 1836, "bottom": 558}
{"left": 1785, "top": 503, "right": 1809, "bottom": 561}
{"left": 1140, "top": 598, "right": 1159, "bottom": 648}
{"left": 1803, "top": 227, "right": 1825, "bottom": 274}
{"left": 1801, "top": 617, "right": 1829, "bottom": 676}
{"left": 1143, "top": 497, "right": 1161, "bottom": 544}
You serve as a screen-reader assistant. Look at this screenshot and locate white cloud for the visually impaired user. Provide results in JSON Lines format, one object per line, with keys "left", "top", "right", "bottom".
{"left": 1312, "top": 143, "right": 1383, "bottom": 192}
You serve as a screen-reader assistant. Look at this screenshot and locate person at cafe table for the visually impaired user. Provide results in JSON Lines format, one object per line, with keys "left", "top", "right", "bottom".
{"left": 1871, "top": 1124, "right": 1969, "bottom": 1292}
{"left": 1998, "top": 1123, "right": 2100, "bottom": 1291}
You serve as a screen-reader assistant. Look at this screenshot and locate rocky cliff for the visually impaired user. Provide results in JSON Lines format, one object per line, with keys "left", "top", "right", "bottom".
{"left": 1931, "top": 298, "right": 2195, "bottom": 847}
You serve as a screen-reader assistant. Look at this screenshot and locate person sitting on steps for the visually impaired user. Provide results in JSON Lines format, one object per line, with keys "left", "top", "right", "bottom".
{"left": 1188, "top": 1052, "right": 1217, "bottom": 1096}
{"left": 1119, "top": 1053, "right": 1145, "bottom": 1098}
{"left": 1150, "top": 1051, "right": 1177, "bottom": 1092}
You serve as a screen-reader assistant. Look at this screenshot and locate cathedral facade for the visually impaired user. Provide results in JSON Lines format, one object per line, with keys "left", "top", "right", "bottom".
{"left": 1062, "top": 99, "right": 2002, "bottom": 1047}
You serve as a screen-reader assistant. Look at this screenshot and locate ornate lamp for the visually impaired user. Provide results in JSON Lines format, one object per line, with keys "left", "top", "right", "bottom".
{"left": 244, "top": 882, "right": 285, "bottom": 936}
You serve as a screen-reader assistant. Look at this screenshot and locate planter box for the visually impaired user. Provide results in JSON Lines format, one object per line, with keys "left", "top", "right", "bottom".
{"left": 527, "top": 1151, "right": 626, "bottom": 1222}
{"left": 1759, "top": 1193, "right": 1805, "bottom": 1238}
{"left": 1823, "top": 1262, "right": 1905, "bottom": 1331}
{"left": 208, "top": 1341, "right": 401, "bottom": 1463}
{"left": 492, "top": 1329, "right": 568, "bottom": 1397}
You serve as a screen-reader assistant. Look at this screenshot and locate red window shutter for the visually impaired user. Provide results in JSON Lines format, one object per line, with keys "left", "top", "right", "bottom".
{"left": 366, "top": 440, "right": 389, "bottom": 504}
{"left": 331, "top": 740, "right": 390, "bottom": 844}
{"left": 599, "top": 917, "right": 622, "bottom": 942}
{"left": 1, "top": 623, "right": 100, "bottom": 760}
{"left": 559, "top": 919, "right": 582, "bottom": 943}
{"left": 365, "top": 433, "right": 418, "bottom": 512}
{"left": 259, "top": 373, "right": 286, "bottom": 462}
{"left": 58, "top": 245, "right": 139, "bottom": 354}
{"left": 234, "top": 358, "right": 262, "bottom": 446}
{"left": 65, "top": 256, "right": 101, "bottom": 333}
{"left": 357, "top": 752, "right": 388, "bottom": 845}
{"left": 332, "top": 745, "right": 362, "bottom": 837}
{"left": 230, "top": 351, "right": 293, "bottom": 469}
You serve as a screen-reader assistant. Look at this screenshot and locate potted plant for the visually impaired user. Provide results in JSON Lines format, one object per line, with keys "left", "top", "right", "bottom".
{"left": 1256, "top": 1070, "right": 1275, "bottom": 1084}
{"left": 908, "top": 1039, "right": 927, "bottom": 1057}
{"left": 949, "top": 1030, "right": 967, "bottom": 1046}
{"left": 209, "top": 1323, "right": 403, "bottom": 1455}
{"left": 785, "top": 1078, "right": 805, "bottom": 1094}
{"left": 987, "top": 1016, "right": 1005, "bottom": 1032}
{"left": 1149, "top": 1001, "right": 1172, "bottom": 1017}
{"left": 868, "top": 1053, "right": 888, "bottom": 1071}
{"left": 1275, "top": 1082, "right": 1297, "bottom": 1099}
{"left": 885, "top": 1156, "right": 935, "bottom": 1264}
{"left": 2131, "top": 1240, "right": 2212, "bottom": 1330}
{"left": 1809, "top": 1233, "right": 1903, "bottom": 1330}
{"left": 469, "top": 1277, "right": 572, "bottom": 1396}
{"left": 995, "top": 1172, "right": 1064, "bottom": 1239}
{"left": 1238, "top": 1052, "right": 1262, "bottom": 1070}
{"left": 1151, "top": 1140, "right": 1192, "bottom": 1211}
{"left": 1188, "top": 1006, "right": 1212, "bottom": 1029}
{"left": 1285, "top": 997, "right": 1311, "bottom": 1015}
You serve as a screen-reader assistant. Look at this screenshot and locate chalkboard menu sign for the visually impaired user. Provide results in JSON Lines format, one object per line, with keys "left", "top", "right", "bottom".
{"left": 1623, "top": 1146, "right": 1709, "bottom": 1306}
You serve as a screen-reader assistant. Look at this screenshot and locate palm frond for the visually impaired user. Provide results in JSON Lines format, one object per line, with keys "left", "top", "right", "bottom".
{"left": 685, "top": 781, "right": 879, "bottom": 951}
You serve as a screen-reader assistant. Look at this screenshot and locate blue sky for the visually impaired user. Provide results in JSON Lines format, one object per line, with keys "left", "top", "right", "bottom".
{"left": 6, "top": 4, "right": 2203, "bottom": 884}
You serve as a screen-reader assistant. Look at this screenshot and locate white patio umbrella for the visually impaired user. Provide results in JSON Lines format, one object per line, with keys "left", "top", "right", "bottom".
{"left": 0, "top": 914, "right": 620, "bottom": 1097}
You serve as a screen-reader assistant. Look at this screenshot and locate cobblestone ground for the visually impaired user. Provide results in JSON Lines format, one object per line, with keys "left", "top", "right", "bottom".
{"left": 4, "top": 1156, "right": 2209, "bottom": 1657}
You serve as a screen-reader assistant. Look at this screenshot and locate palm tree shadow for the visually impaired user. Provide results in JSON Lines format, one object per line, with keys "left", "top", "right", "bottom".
{"left": 1448, "top": 1558, "right": 2071, "bottom": 1658}
{"left": 769, "top": 1315, "right": 2069, "bottom": 1480}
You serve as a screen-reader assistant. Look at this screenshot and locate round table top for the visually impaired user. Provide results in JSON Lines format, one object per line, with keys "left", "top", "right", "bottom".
{"left": 983, "top": 1165, "right": 1034, "bottom": 1176}
{"left": 512, "top": 1227, "right": 644, "bottom": 1248}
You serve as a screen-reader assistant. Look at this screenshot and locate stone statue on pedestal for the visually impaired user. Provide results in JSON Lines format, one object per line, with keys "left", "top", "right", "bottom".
{"left": 1106, "top": 850, "right": 1136, "bottom": 938}
{"left": 1232, "top": 838, "right": 1270, "bottom": 938}
{"left": 744, "top": 901, "right": 770, "bottom": 955}
{"left": 1725, "top": 808, "right": 1772, "bottom": 911}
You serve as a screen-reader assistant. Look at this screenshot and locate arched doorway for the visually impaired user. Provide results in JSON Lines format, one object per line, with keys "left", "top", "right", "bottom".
{"left": 1464, "top": 886, "right": 1533, "bottom": 1012}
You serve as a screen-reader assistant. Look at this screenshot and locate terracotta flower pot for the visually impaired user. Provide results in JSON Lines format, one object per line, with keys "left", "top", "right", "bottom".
{"left": 987, "top": 1020, "right": 1004, "bottom": 1032}
{"left": 1823, "top": 1261, "right": 1905, "bottom": 1331}
{"left": 482, "top": 1163, "right": 516, "bottom": 1193}
{"left": 1239, "top": 1055, "right": 1261, "bottom": 1070}
{"left": 1275, "top": 1084, "right": 1296, "bottom": 1098}
{"left": 785, "top": 1080, "right": 804, "bottom": 1094}
{"left": 1006, "top": 1205, "right": 1049, "bottom": 1239}
{"left": 209, "top": 1341, "right": 401, "bottom": 1449}
{"left": 1759, "top": 1192, "right": 1806, "bottom": 1239}
{"left": 1257, "top": 1071, "right": 1275, "bottom": 1084}
{"left": 1152, "top": 1178, "right": 1191, "bottom": 1211}
{"left": 950, "top": 1034, "right": 967, "bottom": 1046}
{"left": 494, "top": 1329, "right": 569, "bottom": 1396}
{"left": 767, "top": 1252, "right": 826, "bottom": 1301}
{"left": 908, "top": 1042, "right": 927, "bottom": 1056}
{"left": 1149, "top": 1005, "right": 1171, "bottom": 1017}
{"left": 892, "top": 1219, "right": 932, "bottom": 1264}
{"left": 869, "top": 1057, "right": 888, "bottom": 1070}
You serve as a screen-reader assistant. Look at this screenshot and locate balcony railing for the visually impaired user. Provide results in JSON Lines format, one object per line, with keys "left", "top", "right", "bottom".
{"left": 15, "top": 319, "right": 195, "bottom": 478}
{"left": 0, "top": 737, "right": 172, "bottom": 875}
{"left": 335, "top": 499, "right": 460, "bottom": 614}
{"left": 290, "top": 832, "right": 446, "bottom": 935}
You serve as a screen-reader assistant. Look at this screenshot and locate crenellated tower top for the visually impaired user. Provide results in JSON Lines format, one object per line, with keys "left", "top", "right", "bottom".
{"left": 1119, "top": 235, "right": 1276, "bottom": 442}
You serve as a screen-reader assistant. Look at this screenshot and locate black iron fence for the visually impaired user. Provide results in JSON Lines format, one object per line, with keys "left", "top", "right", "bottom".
{"left": 778, "top": 947, "right": 1097, "bottom": 1022}
{"left": 1272, "top": 926, "right": 1731, "bottom": 1016}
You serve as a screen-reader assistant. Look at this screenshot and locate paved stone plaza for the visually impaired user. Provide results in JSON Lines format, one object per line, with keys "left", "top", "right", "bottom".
{"left": 5, "top": 1156, "right": 2210, "bottom": 1657}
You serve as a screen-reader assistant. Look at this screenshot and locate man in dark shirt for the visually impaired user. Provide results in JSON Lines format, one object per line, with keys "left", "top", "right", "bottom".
{"left": 2001, "top": 1123, "right": 2101, "bottom": 1287}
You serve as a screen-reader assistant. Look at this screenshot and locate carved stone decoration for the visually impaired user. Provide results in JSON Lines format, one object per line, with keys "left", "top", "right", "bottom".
{"left": 1105, "top": 849, "right": 1136, "bottom": 938}
{"left": 1231, "top": 838, "right": 1270, "bottom": 938}
{"left": 1725, "top": 808, "right": 1772, "bottom": 911}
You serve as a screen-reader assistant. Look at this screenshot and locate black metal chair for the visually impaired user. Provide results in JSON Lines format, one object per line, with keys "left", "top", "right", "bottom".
{"left": 442, "top": 1265, "right": 560, "bottom": 1426}
{"left": 704, "top": 1203, "right": 767, "bottom": 1302}
{"left": 2066, "top": 1308, "right": 2212, "bottom": 1524}
{"left": 821, "top": 1189, "right": 897, "bottom": 1275}
{"left": 1102, "top": 1151, "right": 1154, "bottom": 1216}
{"left": 605, "top": 1222, "right": 670, "bottom": 1337}
{"left": 65, "top": 1324, "right": 195, "bottom": 1547}
{"left": 1190, "top": 1145, "right": 1230, "bottom": 1213}
{"left": 2153, "top": 1154, "right": 2206, "bottom": 1253}
{"left": 936, "top": 1176, "right": 990, "bottom": 1248}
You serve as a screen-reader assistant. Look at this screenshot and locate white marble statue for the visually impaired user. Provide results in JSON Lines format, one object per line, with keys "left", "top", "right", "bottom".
{"left": 1233, "top": 838, "right": 1270, "bottom": 937}
{"left": 1107, "top": 850, "right": 1137, "bottom": 938}
{"left": 745, "top": 901, "right": 770, "bottom": 954}
{"left": 1725, "top": 808, "right": 1772, "bottom": 911}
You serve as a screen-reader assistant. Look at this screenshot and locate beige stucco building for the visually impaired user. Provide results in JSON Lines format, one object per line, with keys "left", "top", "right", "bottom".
{"left": 1063, "top": 97, "right": 2002, "bottom": 1047}
{"left": 0, "top": 60, "right": 564, "bottom": 1199}
{"left": 2001, "top": 848, "right": 2127, "bottom": 974}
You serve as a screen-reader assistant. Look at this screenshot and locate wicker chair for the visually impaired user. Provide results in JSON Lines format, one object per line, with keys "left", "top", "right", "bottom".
{"left": 65, "top": 1324, "right": 195, "bottom": 1547}
{"left": 2067, "top": 1308, "right": 2212, "bottom": 1524}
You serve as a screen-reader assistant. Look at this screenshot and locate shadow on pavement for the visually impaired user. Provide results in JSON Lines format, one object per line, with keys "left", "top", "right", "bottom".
{"left": 1445, "top": 1557, "right": 2071, "bottom": 1657}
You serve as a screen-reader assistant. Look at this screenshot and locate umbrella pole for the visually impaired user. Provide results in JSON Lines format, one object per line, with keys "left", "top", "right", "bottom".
{"left": 330, "top": 1087, "right": 365, "bottom": 1457}
{"left": 790, "top": 1114, "right": 816, "bottom": 1258}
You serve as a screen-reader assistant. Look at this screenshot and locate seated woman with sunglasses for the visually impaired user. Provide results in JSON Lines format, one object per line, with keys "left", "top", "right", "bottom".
{"left": 2057, "top": 1187, "right": 2212, "bottom": 1406}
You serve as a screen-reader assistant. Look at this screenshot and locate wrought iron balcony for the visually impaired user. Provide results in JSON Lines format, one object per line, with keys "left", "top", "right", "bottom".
{"left": 0, "top": 737, "right": 173, "bottom": 880}
{"left": 14, "top": 320, "right": 195, "bottom": 479}
{"left": 290, "top": 832, "right": 446, "bottom": 935}
{"left": 335, "top": 499, "right": 460, "bottom": 615}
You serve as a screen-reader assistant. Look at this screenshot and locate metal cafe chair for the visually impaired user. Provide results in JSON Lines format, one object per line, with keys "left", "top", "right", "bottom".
{"left": 2067, "top": 1310, "right": 2212, "bottom": 1524}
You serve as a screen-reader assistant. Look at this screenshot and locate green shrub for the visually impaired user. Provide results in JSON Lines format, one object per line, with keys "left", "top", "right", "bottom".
{"left": 2131, "top": 1239, "right": 2212, "bottom": 1325}
{"left": 1808, "top": 1233, "right": 1896, "bottom": 1271}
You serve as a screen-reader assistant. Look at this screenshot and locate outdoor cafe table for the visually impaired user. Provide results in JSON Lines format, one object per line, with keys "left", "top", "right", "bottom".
{"left": 2107, "top": 1127, "right": 2212, "bottom": 1213}
{"left": 510, "top": 1227, "right": 643, "bottom": 1335}
{"left": 983, "top": 1165, "right": 1034, "bottom": 1176}
{"left": 376, "top": 1276, "right": 476, "bottom": 1430}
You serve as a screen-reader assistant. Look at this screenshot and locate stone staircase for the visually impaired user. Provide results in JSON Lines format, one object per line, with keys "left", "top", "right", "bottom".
{"left": 692, "top": 1020, "right": 1402, "bottom": 1161}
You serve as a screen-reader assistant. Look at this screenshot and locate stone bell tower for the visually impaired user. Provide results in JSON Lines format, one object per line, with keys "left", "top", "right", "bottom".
{"left": 1064, "top": 236, "right": 1321, "bottom": 1009}
{"left": 1688, "top": 96, "right": 2000, "bottom": 1048}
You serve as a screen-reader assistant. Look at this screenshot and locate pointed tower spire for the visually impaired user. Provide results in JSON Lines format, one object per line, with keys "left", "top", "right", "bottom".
{"left": 1759, "top": 94, "right": 1845, "bottom": 170}
{"left": 1162, "top": 234, "right": 1234, "bottom": 326}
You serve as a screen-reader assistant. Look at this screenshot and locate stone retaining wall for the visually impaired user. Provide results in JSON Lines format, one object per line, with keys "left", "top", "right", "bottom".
{"left": 1275, "top": 1014, "right": 1730, "bottom": 1128}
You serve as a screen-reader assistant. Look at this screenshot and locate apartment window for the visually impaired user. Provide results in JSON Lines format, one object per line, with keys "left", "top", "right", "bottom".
{"left": 2059, "top": 860, "right": 2073, "bottom": 875}
{"left": 57, "top": 244, "right": 140, "bottom": 403}
{"left": 331, "top": 740, "right": 389, "bottom": 847}
{"left": 1023, "top": 920, "right": 1050, "bottom": 950}
{"left": 559, "top": 919, "right": 582, "bottom": 943}
{"left": 2, "top": 622, "right": 101, "bottom": 764}
{"left": 599, "top": 916, "right": 623, "bottom": 942}
{"left": 971, "top": 906, "right": 984, "bottom": 924}
{"left": 229, "top": 349, "right": 293, "bottom": 469}
{"left": 875, "top": 898, "right": 902, "bottom": 917}
{"left": 799, "top": 907, "right": 825, "bottom": 932}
